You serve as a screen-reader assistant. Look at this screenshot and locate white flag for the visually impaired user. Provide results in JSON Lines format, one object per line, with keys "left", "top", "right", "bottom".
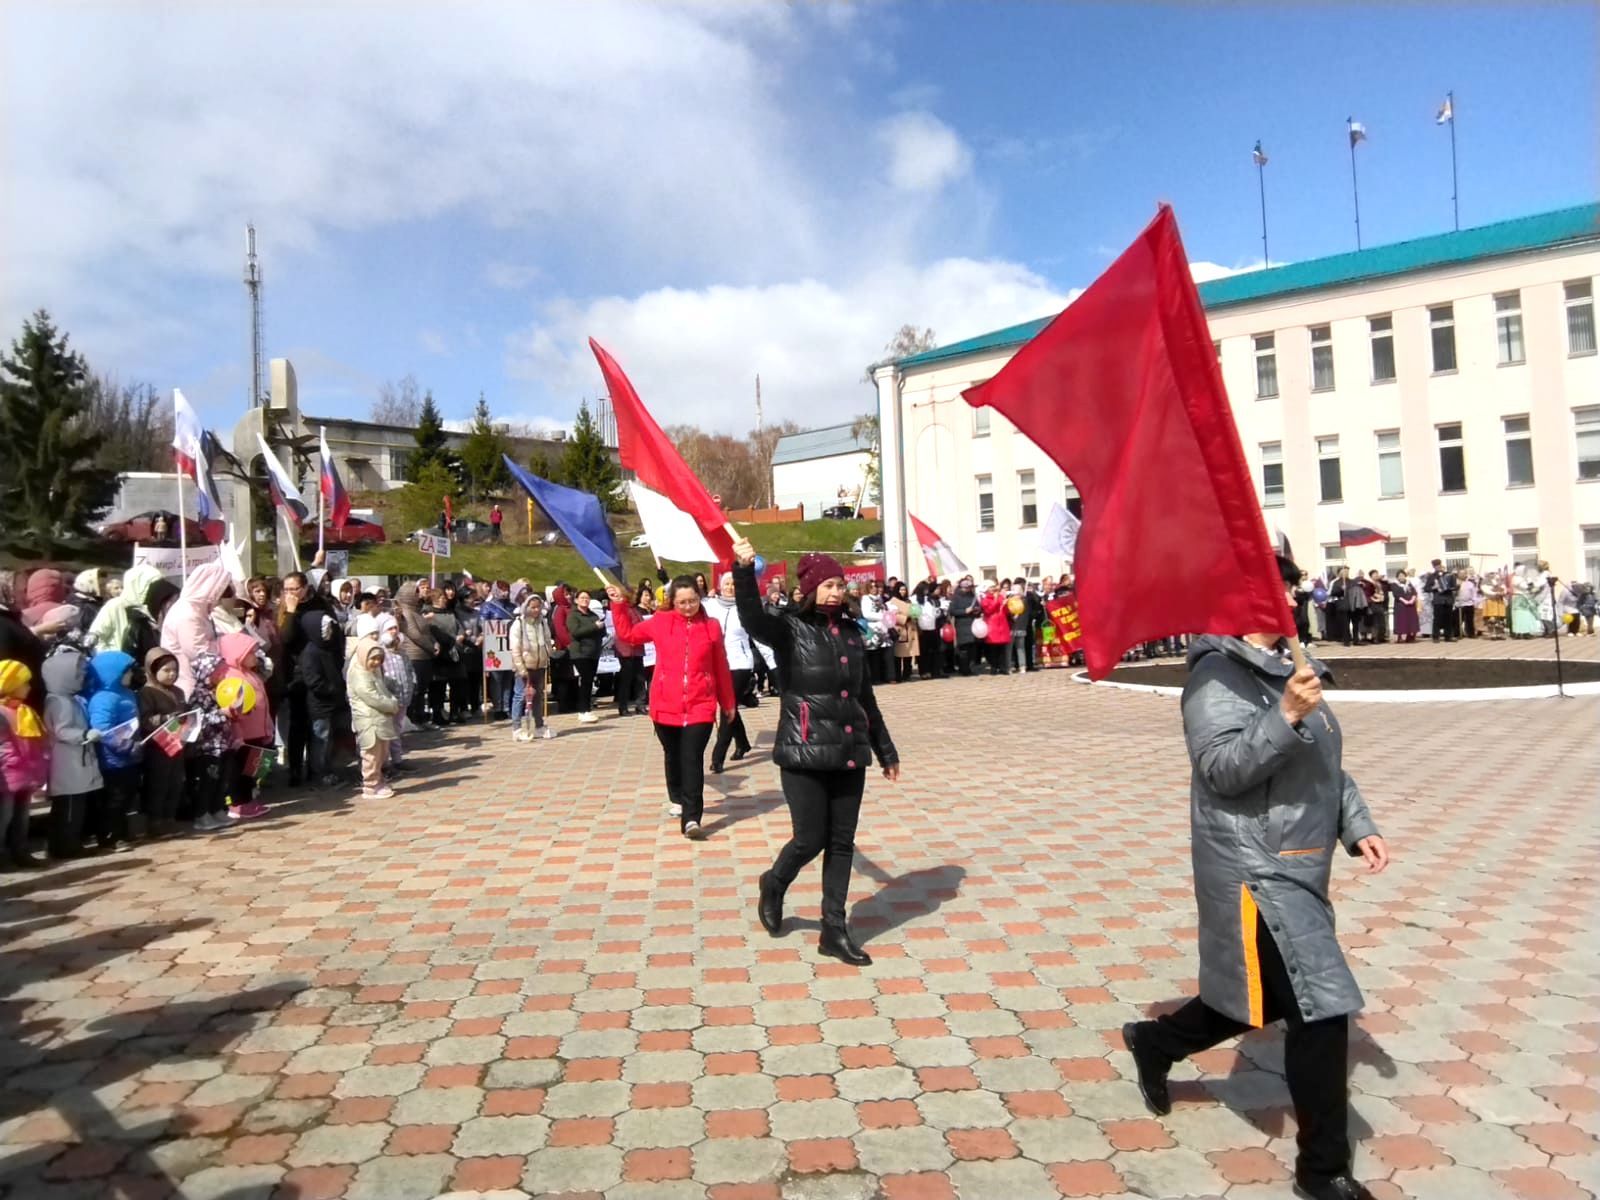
{"left": 1039, "top": 501, "right": 1081, "bottom": 564}
{"left": 629, "top": 480, "right": 717, "bottom": 563}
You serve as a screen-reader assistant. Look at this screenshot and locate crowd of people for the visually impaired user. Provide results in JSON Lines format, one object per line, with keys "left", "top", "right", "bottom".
{"left": 1291, "top": 560, "right": 1596, "bottom": 646}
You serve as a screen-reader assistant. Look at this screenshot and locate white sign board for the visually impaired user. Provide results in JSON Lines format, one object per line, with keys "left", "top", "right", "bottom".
{"left": 417, "top": 534, "right": 452, "bottom": 559}
{"left": 132, "top": 543, "right": 222, "bottom": 581}
{"left": 481, "top": 620, "right": 512, "bottom": 673}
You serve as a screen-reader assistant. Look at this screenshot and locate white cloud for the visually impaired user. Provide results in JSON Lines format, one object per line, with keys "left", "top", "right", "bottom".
{"left": 419, "top": 329, "right": 450, "bottom": 356}
{"left": 483, "top": 262, "right": 543, "bottom": 291}
{"left": 878, "top": 111, "right": 973, "bottom": 192}
{"left": 1189, "top": 259, "right": 1271, "bottom": 283}
{"left": 505, "top": 258, "right": 1072, "bottom": 433}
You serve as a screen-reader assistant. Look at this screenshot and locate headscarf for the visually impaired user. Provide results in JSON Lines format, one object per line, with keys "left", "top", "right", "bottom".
{"left": 0, "top": 570, "right": 16, "bottom": 612}
{"left": 22, "top": 570, "right": 69, "bottom": 627}
{"left": 88, "top": 561, "right": 164, "bottom": 651}
{"left": 0, "top": 662, "right": 43, "bottom": 738}
{"left": 73, "top": 568, "right": 105, "bottom": 600}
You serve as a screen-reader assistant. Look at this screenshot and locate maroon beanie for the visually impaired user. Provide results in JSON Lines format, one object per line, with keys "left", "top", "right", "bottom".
{"left": 798, "top": 553, "right": 847, "bottom": 598}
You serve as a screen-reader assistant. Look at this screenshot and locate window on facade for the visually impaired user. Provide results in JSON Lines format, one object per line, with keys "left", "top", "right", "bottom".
{"left": 1369, "top": 314, "right": 1396, "bottom": 382}
{"left": 979, "top": 566, "right": 997, "bottom": 583}
{"left": 1323, "top": 544, "right": 1345, "bottom": 572}
{"left": 1568, "top": 280, "right": 1596, "bottom": 355}
{"left": 1310, "top": 325, "right": 1335, "bottom": 391}
{"left": 1577, "top": 407, "right": 1600, "bottom": 481}
{"left": 1260, "top": 442, "right": 1284, "bottom": 507}
{"left": 976, "top": 474, "right": 994, "bottom": 530}
{"left": 1495, "top": 292, "right": 1525, "bottom": 365}
{"left": 1584, "top": 527, "right": 1600, "bottom": 589}
{"left": 1063, "top": 479, "right": 1082, "bottom": 520}
{"left": 1383, "top": 539, "right": 1408, "bottom": 574}
{"left": 1019, "top": 562, "right": 1040, "bottom": 580}
{"left": 1437, "top": 423, "right": 1466, "bottom": 493}
{"left": 1377, "top": 430, "right": 1404, "bottom": 498}
{"left": 1443, "top": 536, "right": 1470, "bottom": 570}
{"left": 1316, "top": 436, "right": 1342, "bottom": 503}
{"left": 1503, "top": 415, "right": 1534, "bottom": 487}
{"left": 1254, "top": 334, "right": 1278, "bottom": 398}
{"left": 1510, "top": 530, "right": 1540, "bottom": 569}
{"left": 972, "top": 407, "right": 991, "bottom": 437}
{"left": 1018, "top": 470, "right": 1037, "bottom": 527}
{"left": 1429, "top": 304, "right": 1457, "bottom": 373}
{"left": 388, "top": 449, "right": 410, "bottom": 482}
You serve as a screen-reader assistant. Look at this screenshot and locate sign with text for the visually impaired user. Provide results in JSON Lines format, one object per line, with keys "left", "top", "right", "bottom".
{"left": 132, "top": 543, "right": 222, "bottom": 581}
{"left": 842, "top": 562, "right": 885, "bottom": 586}
{"left": 481, "top": 620, "right": 511, "bottom": 672}
{"left": 417, "top": 533, "right": 452, "bottom": 559}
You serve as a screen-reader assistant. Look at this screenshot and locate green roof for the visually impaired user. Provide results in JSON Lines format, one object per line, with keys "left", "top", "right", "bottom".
{"left": 896, "top": 202, "right": 1600, "bottom": 371}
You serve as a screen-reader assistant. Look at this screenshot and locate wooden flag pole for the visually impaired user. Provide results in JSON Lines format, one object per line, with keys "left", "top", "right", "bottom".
{"left": 176, "top": 468, "right": 189, "bottom": 582}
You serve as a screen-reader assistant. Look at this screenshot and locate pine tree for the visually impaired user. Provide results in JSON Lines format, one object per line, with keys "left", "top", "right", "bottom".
{"left": 559, "top": 400, "right": 623, "bottom": 511}
{"left": 458, "top": 392, "right": 510, "bottom": 501}
{"left": 407, "top": 389, "right": 453, "bottom": 479}
{"left": 0, "top": 309, "right": 119, "bottom": 543}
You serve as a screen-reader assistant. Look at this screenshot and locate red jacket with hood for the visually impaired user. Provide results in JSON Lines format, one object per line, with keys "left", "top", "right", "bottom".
{"left": 611, "top": 601, "right": 734, "bottom": 727}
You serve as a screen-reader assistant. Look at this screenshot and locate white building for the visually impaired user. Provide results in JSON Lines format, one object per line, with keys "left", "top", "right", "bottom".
{"left": 873, "top": 203, "right": 1600, "bottom": 588}
{"left": 771, "top": 423, "right": 874, "bottom": 518}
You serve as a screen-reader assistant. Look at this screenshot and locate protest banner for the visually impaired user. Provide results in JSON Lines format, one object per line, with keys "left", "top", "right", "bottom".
{"left": 416, "top": 533, "right": 451, "bottom": 558}
{"left": 481, "top": 620, "right": 512, "bottom": 673}
{"left": 843, "top": 562, "right": 885, "bottom": 586}
{"left": 1045, "top": 593, "right": 1083, "bottom": 659}
{"left": 132, "top": 543, "right": 222, "bottom": 581}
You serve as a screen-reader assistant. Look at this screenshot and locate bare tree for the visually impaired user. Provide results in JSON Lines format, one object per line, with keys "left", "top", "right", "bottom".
{"left": 748, "top": 419, "right": 801, "bottom": 510}
{"left": 84, "top": 375, "right": 175, "bottom": 472}
{"left": 863, "top": 324, "right": 937, "bottom": 380}
{"left": 372, "top": 374, "right": 423, "bottom": 426}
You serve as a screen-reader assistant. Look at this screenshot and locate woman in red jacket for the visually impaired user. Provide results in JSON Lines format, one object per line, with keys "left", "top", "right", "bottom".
{"left": 978, "top": 583, "right": 1012, "bottom": 676}
{"left": 608, "top": 576, "right": 735, "bottom": 840}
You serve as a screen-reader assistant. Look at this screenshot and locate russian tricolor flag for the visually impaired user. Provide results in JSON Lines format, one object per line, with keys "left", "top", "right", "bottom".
{"left": 254, "top": 433, "right": 310, "bottom": 528}
{"left": 171, "top": 389, "right": 223, "bottom": 523}
{"left": 319, "top": 427, "right": 351, "bottom": 530}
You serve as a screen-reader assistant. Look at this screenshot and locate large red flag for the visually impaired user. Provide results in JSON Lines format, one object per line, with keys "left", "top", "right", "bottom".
{"left": 962, "top": 206, "right": 1292, "bottom": 679}
{"left": 590, "top": 339, "right": 736, "bottom": 564}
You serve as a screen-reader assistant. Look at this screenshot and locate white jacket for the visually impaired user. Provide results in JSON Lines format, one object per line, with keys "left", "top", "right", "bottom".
{"left": 709, "top": 597, "right": 754, "bottom": 671}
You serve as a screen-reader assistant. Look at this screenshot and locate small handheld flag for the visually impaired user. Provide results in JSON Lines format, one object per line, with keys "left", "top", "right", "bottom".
{"left": 1338, "top": 522, "right": 1388, "bottom": 548}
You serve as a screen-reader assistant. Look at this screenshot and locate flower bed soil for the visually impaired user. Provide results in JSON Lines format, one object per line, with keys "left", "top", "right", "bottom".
{"left": 1103, "top": 655, "right": 1600, "bottom": 691}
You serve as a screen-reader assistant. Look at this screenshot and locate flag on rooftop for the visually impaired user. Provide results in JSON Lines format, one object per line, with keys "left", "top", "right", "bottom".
{"left": 1348, "top": 120, "right": 1368, "bottom": 146}
{"left": 1436, "top": 96, "right": 1453, "bottom": 125}
{"left": 1252, "top": 140, "right": 1268, "bottom": 166}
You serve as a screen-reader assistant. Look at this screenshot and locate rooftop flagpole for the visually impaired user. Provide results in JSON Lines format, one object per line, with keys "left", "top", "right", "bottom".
{"left": 1253, "top": 140, "right": 1270, "bottom": 267}
{"left": 1347, "top": 118, "right": 1365, "bottom": 251}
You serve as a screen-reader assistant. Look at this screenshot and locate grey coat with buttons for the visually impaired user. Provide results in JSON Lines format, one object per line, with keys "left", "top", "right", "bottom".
{"left": 1181, "top": 635, "right": 1381, "bottom": 1027}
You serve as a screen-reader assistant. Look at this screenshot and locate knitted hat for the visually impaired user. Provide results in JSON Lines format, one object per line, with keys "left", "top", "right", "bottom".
{"left": 798, "top": 553, "right": 846, "bottom": 598}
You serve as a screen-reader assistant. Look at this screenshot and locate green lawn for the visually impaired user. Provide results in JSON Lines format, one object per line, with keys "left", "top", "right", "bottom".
{"left": 346, "top": 518, "right": 882, "bottom": 584}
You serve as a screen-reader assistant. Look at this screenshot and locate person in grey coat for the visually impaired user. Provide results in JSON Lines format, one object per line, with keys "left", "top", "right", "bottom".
{"left": 1122, "top": 563, "right": 1389, "bottom": 1200}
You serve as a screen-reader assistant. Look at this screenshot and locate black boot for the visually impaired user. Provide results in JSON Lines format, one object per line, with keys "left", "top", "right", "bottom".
{"left": 757, "top": 871, "right": 785, "bottom": 936}
{"left": 1122, "top": 1021, "right": 1172, "bottom": 1115}
{"left": 48, "top": 796, "right": 84, "bottom": 860}
{"left": 1293, "top": 1173, "right": 1376, "bottom": 1200}
{"left": 818, "top": 922, "right": 871, "bottom": 967}
{"left": 7, "top": 809, "right": 41, "bottom": 869}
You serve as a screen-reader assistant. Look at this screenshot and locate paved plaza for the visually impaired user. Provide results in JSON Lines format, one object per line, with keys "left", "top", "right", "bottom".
{"left": 1, "top": 638, "right": 1597, "bottom": 1200}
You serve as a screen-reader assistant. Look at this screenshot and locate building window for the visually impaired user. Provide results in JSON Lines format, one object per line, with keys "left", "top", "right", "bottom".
{"left": 1019, "top": 562, "right": 1040, "bottom": 580}
{"left": 979, "top": 566, "right": 997, "bottom": 583}
{"left": 973, "top": 408, "right": 991, "bottom": 437}
{"left": 1377, "top": 430, "right": 1404, "bottom": 498}
{"left": 1064, "top": 479, "right": 1082, "bottom": 519}
{"left": 1310, "top": 325, "right": 1335, "bottom": 391}
{"left": 1369, "top": 314, "right": 1396, "bottom": 382}
{"left": 1577, "top": 407, "right": 1600, "bottom": 481}
{"left": 1568, "top": 280, "right": 1596, "bottom": 355}
{"left": 1317, "top": 436, "right": 1342, "bottom": 503}
{"left": 1323, "top": 544, "right": 1345, "bottom": 573}
{"left": 1437, "top": 423, "right": 1466, "bottom": 493}
{"left": 1494, "top": 292, "right": 1525, "bottom": 365}
{"left": 1260, "top": 442, "right": 1284, "bottom": 507}
{"left": 1383, "top": 539, "right": 1408, "bottom": 575}
{"left": 1583, "top": 527, "right": 1600, "bottom": 589}
{"left": 1504, "top": 415, "right": 1534, "bottom": 487}
{"left": 1253, "top": 334, "right": 1278, "bottom": 398}
{"left": 1429, "top": 304, "right": 1457, "bottom": 373}
{"left": 1510, "top": 530, "right": 1540, "bottom": 569}
{"left": 976, "top": 474, "right": 994, "bottom": 531}
{"left": 1017, "top": 470, "right": 1037, "bottom": 528}
{"left": 1443, "top": 535, "right": 1470, "bottom": 570}
{"left": 388, "top": 449, "right": 409, "bottom": 482}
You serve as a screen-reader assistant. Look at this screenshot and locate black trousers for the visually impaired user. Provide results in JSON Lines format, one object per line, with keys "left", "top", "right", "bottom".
{"left": 286, "top": 681, "right": 310, "bottom": 781}
{"left": 654, "top": 721, "right": 713, "bottom": 830}
{"left": 1432, "top": 601, "right": 1458, "bottom": 640}
{"left": 985, "top": 642, "right": 1008, "bottom": 674}
{"left": 407, "top": 658, "right": 434, "bottom": 725}
{"left": 712, "top": 670, "right": 752, "bottom": 767}
{"left": 1141, "top": 914, "right": 1350, "bottom": 1181}
{"left": 917, "top": 630, "right": 943, "bottom": 677}
{"left": 143, "top": 751, "right": 185, "bottom": 822}
{"left": 101, "top": 766, "right": 138, "bottom": 843}
{"left": 574, "top": 657, "right": 599, "bottom": 713}
{"left": 615, "top": 656, "right": 644, "bottom": 714}
{"left": 1458, "top": 607, "right": 1476, "bottom": 638}
{"left": 770, "top": 767, "right": 866, "bottom": 926}
{"left": 956, "top": 642, "right": 978, "bottom": 676}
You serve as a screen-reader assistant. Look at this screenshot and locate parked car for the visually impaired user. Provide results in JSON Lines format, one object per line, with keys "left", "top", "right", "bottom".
{"left": 629, "top": 533, "right": 651, "bottom": 549}
{"left": 851, "top": 531, "right": 884, "bottom": 554}
{"left": 821, "top": 504, "right": 856, "bottom": 520}
{"left": 538, "top": 530, "right": 570, "bottom": 546}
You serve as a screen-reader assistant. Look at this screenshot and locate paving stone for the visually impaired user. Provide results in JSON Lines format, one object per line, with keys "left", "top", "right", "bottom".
{"left": 453, "top": 1114, "right": 551, "bottom": 1157}
{"left": 391, "top": 1086, "right": 486, "bottom": 1126}
{"left": 346, "top": 1153, "right": 457, "bottom": 1200}
{"left": 287, "top": 1122, "right": 392, "bottom": 1167}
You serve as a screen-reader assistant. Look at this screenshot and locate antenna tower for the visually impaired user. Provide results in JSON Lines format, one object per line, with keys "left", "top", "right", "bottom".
{"left": 244, "top": 223, "right": 264, "bottom": 408}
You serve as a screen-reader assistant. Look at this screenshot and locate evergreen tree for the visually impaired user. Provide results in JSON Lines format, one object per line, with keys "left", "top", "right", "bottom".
{"left": 457, "top": 392, "right": 510, "bottom": 501}
{"left": 559, "top": 400, "right": 623, "bottom": 511}
{"left": 0, "top": 310, "right": 118, "bottom": 542}
{"left": 407, "top": 389, "right": 453, "bottom": 479}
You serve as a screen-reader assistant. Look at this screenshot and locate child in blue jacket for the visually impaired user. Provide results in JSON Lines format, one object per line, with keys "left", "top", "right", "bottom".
{"left": 86, "top": 650, "right": 141, "bottom": 845}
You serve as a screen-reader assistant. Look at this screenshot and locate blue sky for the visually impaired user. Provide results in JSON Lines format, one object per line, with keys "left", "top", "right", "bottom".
{"left": 3, "top": 3, "right": 1593, "bottom": 438}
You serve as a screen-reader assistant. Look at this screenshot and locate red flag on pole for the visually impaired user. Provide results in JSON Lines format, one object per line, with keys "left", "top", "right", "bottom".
{"left": 962, "top": 206, "right": 1293, "bottom": 679}
{"left": 589, "top": 339, "right": 736, "bottom": 564}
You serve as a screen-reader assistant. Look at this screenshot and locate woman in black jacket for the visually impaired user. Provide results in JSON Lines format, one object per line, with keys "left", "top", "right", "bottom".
{"left": 731, "top": 541, "right": 899, "bottom": 967}
{"left": 566, "top": 590, "right": 603, "bottom": 723}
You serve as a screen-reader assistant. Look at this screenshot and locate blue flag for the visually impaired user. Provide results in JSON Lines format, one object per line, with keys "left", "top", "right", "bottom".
{"left": 503, "top": 456, "right": 622, "bottom": 572}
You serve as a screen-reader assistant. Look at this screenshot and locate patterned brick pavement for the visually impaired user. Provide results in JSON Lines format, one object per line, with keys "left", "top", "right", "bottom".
{"left": 1, "top": 636, "right": 1596, "bottom": 1199}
